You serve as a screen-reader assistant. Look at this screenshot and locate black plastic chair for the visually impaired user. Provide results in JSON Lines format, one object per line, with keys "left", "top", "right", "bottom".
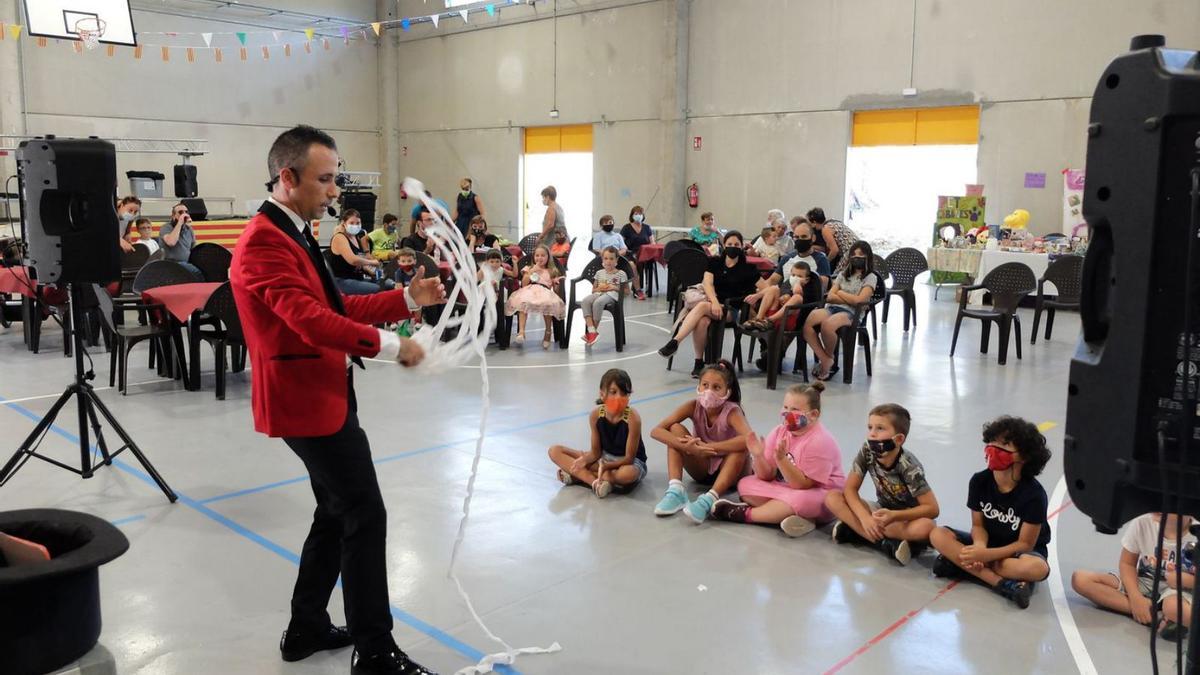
{"left": 664, "top": 248, "right": 708, "bottom": 316}
{"left": 193, "top": 282, "right": 246, "bottom": 400}
{"left": 835, "top": 280, "right": 886, "bottom": 384}
{"left": 733, "top": 274, "right": 825, "bottom": 389}
{"left": 881, "top": 247, "right": 928, "bottom": 332}
{"left": 1031, "top": 255, "right": 1083, "bottom": 344}
{"left": 119, "top": 246, "right": 151, "bottom": 295}
{"left": 131, "top": 260, "right": 198, "bottom": 294}
{"left": 188, "top": 242, "right": 233, "bottom": 282}
{"left": 865, "top": 254, "right": 890, "bottom": 340}
{"left": 950, "top": 262, "right": 1037, "bottom": 365}
{"left": 517, "top": 233, "right": 541, "bottom": 259}
{"left": 562, "top": 256, "right": 635, "bottom": 351}
{"left": 93, "top": 284, "right": 175, "bottom": 394}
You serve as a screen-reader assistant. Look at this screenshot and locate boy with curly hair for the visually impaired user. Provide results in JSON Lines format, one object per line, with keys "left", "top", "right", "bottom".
{"left": 929, "top": 416, "right": 1053, "bottom": 609}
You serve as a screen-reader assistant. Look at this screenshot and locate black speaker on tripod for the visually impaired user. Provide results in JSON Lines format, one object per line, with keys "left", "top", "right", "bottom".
{"left": 0, "top": 136, "right": 176, "bottom": 503}
{"left": 18, "top": 137, "right": 121, "bottom": 285}
{"left": 341, "top": 190, "right": 377, "bottom": 231}
{"left": 174, "top": 164, "right": 198, "bottom": 199}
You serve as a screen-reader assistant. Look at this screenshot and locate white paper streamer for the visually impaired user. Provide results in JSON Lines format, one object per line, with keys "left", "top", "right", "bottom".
{"left": 404, "top": 178, "right": 562, "bottom": 674}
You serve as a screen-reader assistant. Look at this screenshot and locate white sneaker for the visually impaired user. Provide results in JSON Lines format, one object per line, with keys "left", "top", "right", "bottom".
{"left": 780, "top": 516, "right": 816, "bottom": 538}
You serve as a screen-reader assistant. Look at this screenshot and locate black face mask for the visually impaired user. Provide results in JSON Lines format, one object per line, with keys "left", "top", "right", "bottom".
{"left": 850, "top": 257, "right": 867, "bottom": 270}
{"left": 725, "top": 246, "right": 743, "bottom": 260}
{"left": 795, "top": 238, "right": 813, "bottom": 253}
{"left": 602, "top": 224, "right": 614, "bottom": 232}
{"left": 867, "top": 438, "right": 897, "bottom": 458}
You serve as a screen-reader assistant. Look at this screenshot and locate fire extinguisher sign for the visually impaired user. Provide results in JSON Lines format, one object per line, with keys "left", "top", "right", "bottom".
{"left": 693, "top": 136, "right": 702, "bottom": 151}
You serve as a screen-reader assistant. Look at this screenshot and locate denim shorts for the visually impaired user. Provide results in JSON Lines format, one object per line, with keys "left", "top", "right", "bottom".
{"left": 603, "top": 454, "right": 647, "bottom": 493}
{"left": 827, "top": 305, "right": 856, "bottom": 319}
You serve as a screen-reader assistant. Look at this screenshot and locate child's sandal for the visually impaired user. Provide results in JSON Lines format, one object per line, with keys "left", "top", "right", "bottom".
{"left": 592, "top": 479, "right": 612, "bottom": 498}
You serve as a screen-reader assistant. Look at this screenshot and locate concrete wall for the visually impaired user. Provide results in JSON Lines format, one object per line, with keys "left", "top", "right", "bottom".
{"left": 0, "top": 0, "right": 379, "bottom": 220}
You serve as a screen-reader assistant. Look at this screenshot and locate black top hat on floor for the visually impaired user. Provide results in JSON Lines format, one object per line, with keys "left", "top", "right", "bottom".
{"left": 0, "top": 509, "right": 130, "bottom": 675}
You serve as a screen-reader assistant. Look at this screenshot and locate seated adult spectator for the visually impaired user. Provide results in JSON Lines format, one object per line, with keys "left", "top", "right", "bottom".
{"left": 775, "top": 221, "right": 830, "bottom": 290}
{"left": 766, "top": 208, "right": 794, "bottom": 258}
{"left": 329, "top": 209, "right": 393, "bottom": 295}
{"left": 134, "top": 218, "right": 161, "bottom": 254}
{"left": 620, "top": 205, "right": 654, "bottom": 301}
{"left": 690, "top": 211, "right": 722, "bottom": 254}
{"left": 159, "top": 202, "right": 202, "bottom": 276}
{"left": 658, "top": 230, "right": 760, "bottom": 378}
{"left": 117, "top": 196, "right": 142, "bottom": 253}
{"left": 402, "top": 208, "right": 437, "bottom": 256}
{"left": 367, "top": 213, "right": 400, "bottom": 261}
{"left": 466, "top": 215, "right": 499, "bottom": 251}
{"left": 452, "top": 177, "right": 486, "bottom": 237}
{"left": 802, "top": 240, "right": 878, "bottom": 381}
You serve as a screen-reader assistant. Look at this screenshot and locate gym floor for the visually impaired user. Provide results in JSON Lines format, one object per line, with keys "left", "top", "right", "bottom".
{"left": 0, "top": 283, "right": 1181, "bottom": 675}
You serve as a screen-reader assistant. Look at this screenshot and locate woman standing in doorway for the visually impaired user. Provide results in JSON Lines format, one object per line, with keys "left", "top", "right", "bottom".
{"left": 539, "top": 185, "right": 566, "bottom": 243}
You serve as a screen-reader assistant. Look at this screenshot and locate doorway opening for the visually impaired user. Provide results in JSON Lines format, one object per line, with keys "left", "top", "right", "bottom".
{"left": 843, "top": 106, "right": 980, "bottom": 253}
{"left": 521, "top": 125, "right": 593, "bottom": 276}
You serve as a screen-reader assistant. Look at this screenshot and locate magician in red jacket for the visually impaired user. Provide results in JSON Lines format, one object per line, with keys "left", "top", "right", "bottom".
{"left": 230, "top": 125, "right": 442, "bottom": 675}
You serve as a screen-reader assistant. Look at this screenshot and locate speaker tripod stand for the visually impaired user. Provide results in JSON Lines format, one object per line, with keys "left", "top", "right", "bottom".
{"left": 0, "top": 284, "right": 176, "bottom": 502}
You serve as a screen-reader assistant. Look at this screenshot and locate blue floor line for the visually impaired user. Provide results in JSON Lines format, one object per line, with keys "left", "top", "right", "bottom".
{"left": 0, "top": 394, "right": 518, "bottom": 672}
{"left": 198, "top": 384, "right": 696, "bottom": 505}
{"left": 110, "top": 514, "right": 147, "bottom": 526}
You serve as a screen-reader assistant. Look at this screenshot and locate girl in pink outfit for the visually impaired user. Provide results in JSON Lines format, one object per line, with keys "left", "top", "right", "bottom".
{"left": 712, "top": 381, "right": 845, "bottom": 537}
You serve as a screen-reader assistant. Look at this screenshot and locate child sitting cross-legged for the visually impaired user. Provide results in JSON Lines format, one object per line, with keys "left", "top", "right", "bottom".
{"left": 929, "top": 416, "right": 1053, "bottom": 609}
{"left": 548, "top": 368, "right": 647, "bottom": 498}
{"left": 711, "top": 381, "right": 845, "bottom": 537}
{"left": 825, "top": 404, "right": 939, "bottom": 565}
{"left": 1072, "top": 512, "right": 1195, "bottom": 643}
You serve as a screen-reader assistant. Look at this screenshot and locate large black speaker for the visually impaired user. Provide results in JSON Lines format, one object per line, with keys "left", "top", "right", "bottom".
{"left": 174, "top": 164, "right": 197, "bottom": 199}
{"left": 1065, "top": 36, "right": 1200, "bottom": 532}
{"left": 17, "top": 137, "right": 121, "bottom": 285}
{"left": 341, "top": 191, "right": 377, "bottom": 230}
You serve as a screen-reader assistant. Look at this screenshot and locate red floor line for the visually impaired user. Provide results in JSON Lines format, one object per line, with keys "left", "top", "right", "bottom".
{"left": 821, "top": 499, "right": 1077, "bottom": 673}
{"left": 822, "top": 581, "right": 960, "bottom": 675}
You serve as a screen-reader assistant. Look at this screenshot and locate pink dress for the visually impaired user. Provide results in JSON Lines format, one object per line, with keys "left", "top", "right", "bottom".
{"left": 691, "top": 399, "right": 742, "bottom": 475}
{"left": 505, "top": 268, "right": 566, "bottom": 318}
{"left": 737, "top": 422, "right": 845, "bottom": 521}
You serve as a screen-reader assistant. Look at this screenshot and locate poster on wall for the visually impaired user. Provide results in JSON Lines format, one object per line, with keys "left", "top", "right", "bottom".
{"left": 1063, "top": 169, "right": 1086, "bottom": 237}
{"left": 934, "top": 195, "right": 986, "bottom": 245}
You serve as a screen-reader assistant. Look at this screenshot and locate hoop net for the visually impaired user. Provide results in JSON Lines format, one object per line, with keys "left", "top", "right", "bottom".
{"left": 74, "top": 17, "right": 106, "bottom": 50}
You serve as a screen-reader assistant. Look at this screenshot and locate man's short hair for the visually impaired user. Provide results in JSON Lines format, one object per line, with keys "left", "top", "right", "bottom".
{"left": 381, "top": 213, "right": 399, "bottom": 224}
{"left": 267, "top": 125, "right": 337, "bottom": 187}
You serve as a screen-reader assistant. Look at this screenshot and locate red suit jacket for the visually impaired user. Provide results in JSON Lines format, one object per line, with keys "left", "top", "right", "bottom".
{"left": 230, "top": 202, "right": 411, "bottom": 438}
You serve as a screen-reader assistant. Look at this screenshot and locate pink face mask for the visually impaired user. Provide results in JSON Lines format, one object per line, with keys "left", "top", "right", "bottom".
{"left": 696, "top": 388, "right": 729, "bottom": 410}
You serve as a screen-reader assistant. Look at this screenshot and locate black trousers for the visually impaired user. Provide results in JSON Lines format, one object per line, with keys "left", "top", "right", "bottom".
{"left": 282, "top": 379, "right": 393, "bottom": 655}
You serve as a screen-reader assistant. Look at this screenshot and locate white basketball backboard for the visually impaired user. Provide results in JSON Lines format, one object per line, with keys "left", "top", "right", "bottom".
{"left": 22, "top": 0, "right": 137, "bottom": 47}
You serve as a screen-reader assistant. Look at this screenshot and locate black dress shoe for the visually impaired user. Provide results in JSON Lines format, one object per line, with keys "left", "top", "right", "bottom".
{"left": 280, "top": 624, "right": 353, "bottom": 662}
{"left": 352, "top": 648, "right": 438, "bottom": 674}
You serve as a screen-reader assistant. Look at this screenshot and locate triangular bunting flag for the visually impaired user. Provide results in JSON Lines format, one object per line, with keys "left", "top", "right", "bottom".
{"left": 284, "top": 43, "right": 291, "bottom": 57}
{"left": 37, "top": 37, "right": 47, "bottom": 48}
{"left": 186, "top": 47, "right": 195, "bottom": 63}
{"left": 271, "top": 31, "right": 280, "bottom": 42}
{"left": 304, "top": 28, "right": 314, "bottom": 41}
{"left": 401, "top": 18, "right": 410, "bottom": 31}
{"left": 261, "top": 45, "right": 270, "bottom": 60}
{"left": 201, "top": 32, "right": 212, "bottom": 47}
{"left": 166, "top": 32, "right": 177, "bottom": 37}
{"left": 460, "top": 10, "right": 469, "bottom": 23}
{"left": 236, "top": 32, "right": 247, "bottom": 46}
{"left": 0, "top": 22, "right": 6, "bottom": 40}
{"left": 106, "top": 44, "right": 114, "bottom": 57}
{"left": 8, "top": 24, "right": 21, "bottom": 40}
{"left": 73, "top": 41, "right": 83, "bottom": 54}
{"left": 486, "top": 4, "right": 496, "bottom": 17}
{"left": 161, "top": 46, "right": 169, "bottom": 62}
{"left": 215, "top": 48, "right": 223, "bottom": 63}
{"left": 430, "top": 14, "right": 439, "bottom": 28}
{"left": 304, "top": 41, "right": 311, "bottom": 54}
{"left": 239, "top": 47, "right": 247, "bottom": 61}
{"left": 371, "top": 22, "right": 381, "bottom": 36}
{"left": 134, "top": 45, "right": 143, "bottom": 59}
{"left": 322, "top": 38, "right": 330, "bottom": 50}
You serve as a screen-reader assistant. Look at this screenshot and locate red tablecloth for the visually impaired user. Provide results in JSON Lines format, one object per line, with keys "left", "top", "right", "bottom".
{"left": 0, "top": 267, "right": 35, "bottom": 297}
{"left": 638, "top": 243, "right": 665, "bottom": 266}
{"left": 746, "top": 256, "right": 777, "bottom": 273}
{"left": 142, "top": 282, "right": 223, "bottom": 322}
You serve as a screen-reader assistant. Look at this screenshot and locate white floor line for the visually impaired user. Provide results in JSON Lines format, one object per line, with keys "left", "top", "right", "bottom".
{"left": 1047, "top": 475, "right": 1099, "bottom": 675}
{"left": 1, "top": 377, "right": 176, "bottom": 404}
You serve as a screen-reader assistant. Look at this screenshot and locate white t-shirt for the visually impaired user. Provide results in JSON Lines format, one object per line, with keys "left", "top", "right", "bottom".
{"left": 137, "top": 239, "right": 160, "bottom": 254}
{"left": 1121, "top": 513, "right": 1197, "bottom": 583}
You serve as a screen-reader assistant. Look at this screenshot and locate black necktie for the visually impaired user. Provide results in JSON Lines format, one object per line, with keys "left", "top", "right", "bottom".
{"left": 299, "top": 224, "right": 363, "bottom": 369}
